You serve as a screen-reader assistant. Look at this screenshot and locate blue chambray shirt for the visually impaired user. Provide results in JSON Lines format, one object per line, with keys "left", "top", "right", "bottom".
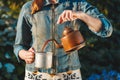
{"left": 14, "top": 0, "right": 113, "bottom": 73}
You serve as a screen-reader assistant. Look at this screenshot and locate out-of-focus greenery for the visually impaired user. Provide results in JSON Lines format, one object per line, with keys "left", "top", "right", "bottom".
{"left": 0, "top": 0, "right": 120, "bottom": 80}
{"left": 0, "top": 0, "right": 28, "bottom": 80}
{"left": 79, "top": 0, "right": 120, "bottom": 79}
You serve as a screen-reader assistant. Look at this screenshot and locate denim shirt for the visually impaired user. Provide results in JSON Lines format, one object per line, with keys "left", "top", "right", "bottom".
{"left": 14, "top": 0, "right": 112, "bottom": 73}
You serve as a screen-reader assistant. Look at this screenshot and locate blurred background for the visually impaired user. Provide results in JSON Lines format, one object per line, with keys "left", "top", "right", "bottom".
{"left": 0, "top": 0, "right": 120, "bottom": 80}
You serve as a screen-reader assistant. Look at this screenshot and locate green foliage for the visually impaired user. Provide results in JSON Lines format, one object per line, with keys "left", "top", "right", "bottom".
{"left": 0, "top": 0, "right": 28, "bottom": 80}
{"left": 0, "top": 0, "right": 120, "bottom": 80}
{"left": 80, "top": 0, "right": 120, "bottom": 79}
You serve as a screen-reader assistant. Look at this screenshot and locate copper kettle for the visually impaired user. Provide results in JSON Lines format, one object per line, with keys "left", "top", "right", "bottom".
{"left": 55, "top": 26, "right": 85, "bottom": 52}
{"left": 42, "top": 27, "right": 85, "bottom": 53}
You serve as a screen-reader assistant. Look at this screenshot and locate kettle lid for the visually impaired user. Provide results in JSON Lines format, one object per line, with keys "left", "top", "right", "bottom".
{"left": 63, "top": 27, "right": 74, "bottom": 36}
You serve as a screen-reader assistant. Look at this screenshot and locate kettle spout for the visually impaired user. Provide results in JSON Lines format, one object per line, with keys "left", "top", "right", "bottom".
{"left": 41, "top": 39, "right": 63, "bottom": 52}
{"left": 53, "top": 39, "right": 63, "bottom": 48}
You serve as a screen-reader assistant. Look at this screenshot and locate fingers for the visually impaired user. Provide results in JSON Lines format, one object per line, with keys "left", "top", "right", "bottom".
{"left": 26, "top": 51, "right": 35, "bottom": 57}
{"left": 25, "top": 58, "right": 34, "bottom": 64}
{"left": 25, "top": 54, "right": 35, "bottom": 64}
{"left": 57, "top": 15, "right": 63, "bottom": 24}
{"left": 28, "top": 47, "right": 35, "bottom": 53}
{"left": 25, "top": 54, "right": 34, "bottom": 59}
{"left": 24, "top": 48, "right": 35, "bottom": 64}
{"left": 57, "top": 10, "right": 69, "bottom": 24}
{"left": 57, "top": 10, "right": 77, "bottom": 24}
{"left": 25, "top": 52, "right": 35, "bottom": 63}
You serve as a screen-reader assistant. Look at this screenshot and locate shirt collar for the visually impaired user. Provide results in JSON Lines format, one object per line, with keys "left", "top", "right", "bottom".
{"left": 44, "top": 0, "right": 68, "bottom": 6}
{"left": 44, "top": 0, "right": 60, "bottom": 6}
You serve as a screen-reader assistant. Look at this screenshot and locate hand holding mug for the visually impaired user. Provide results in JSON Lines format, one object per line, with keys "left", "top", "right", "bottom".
{"left": 19, "top": 48, "right": 35, "bottom": 64}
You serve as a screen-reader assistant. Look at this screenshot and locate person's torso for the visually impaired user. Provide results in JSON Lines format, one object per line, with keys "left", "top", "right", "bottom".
{"left": 25, "top": 0, "right": 82, "bottom": 73}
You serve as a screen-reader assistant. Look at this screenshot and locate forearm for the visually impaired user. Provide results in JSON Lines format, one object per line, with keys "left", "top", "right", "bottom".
{"left": 57, "top": 10, "right": 112, "bottom": 37}
{"left": 75, "top": 11, "right": 102, "bottom": 32}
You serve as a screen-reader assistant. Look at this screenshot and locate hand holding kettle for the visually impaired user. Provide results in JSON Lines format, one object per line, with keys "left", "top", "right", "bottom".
{"left": 57, "top": 10, "right": 80, "bottom": 24}
{"left": 56, "top": 10, "right": 85, "bottom": 52}
{"left": 57, "top": 10, "right": 103, "bottom": 32}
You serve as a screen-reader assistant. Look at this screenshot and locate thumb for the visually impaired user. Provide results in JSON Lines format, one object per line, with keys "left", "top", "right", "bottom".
{"left": 28, "top": 47, "right": 35, "bottom": 53}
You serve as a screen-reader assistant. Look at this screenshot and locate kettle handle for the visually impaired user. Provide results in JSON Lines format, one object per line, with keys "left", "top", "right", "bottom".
{"left": 72, "top": 20, "right": 79, "bottom": 30}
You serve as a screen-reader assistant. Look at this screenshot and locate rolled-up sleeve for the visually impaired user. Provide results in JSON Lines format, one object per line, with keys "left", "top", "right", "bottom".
{"left": 80, "top": 0, "right": 113, "bottom": 37}
{"left": 14, "top": 4, "right": 32, "bottom": 62}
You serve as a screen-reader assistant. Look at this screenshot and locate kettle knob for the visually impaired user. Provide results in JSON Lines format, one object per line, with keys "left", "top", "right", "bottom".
{"left": 63, "top": 27, "right": 74, "bottom": 36}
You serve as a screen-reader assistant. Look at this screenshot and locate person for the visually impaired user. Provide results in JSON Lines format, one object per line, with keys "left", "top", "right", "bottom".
{"left": 14, "top": 0, "right": 113, "bottom": 80}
